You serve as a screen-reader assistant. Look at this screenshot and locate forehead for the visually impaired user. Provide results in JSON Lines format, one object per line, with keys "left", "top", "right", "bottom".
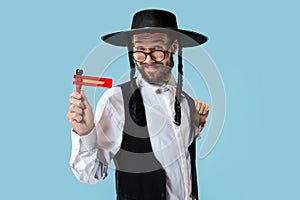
{"left": 132, "top": 33, "right": 170, "bottom": 46}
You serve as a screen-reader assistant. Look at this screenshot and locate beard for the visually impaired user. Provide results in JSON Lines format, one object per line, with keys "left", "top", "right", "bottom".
{"left": 137, "top": 56, "right": 174, "bottom": 85}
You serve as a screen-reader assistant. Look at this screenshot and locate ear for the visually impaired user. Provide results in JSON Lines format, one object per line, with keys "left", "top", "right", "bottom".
{"left": 171, "top": 39, "right": 179, "bottom": 54}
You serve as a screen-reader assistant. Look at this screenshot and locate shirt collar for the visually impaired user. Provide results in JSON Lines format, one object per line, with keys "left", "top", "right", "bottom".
{"left": 136, "top": 74, "right": 177, "bottom": 91}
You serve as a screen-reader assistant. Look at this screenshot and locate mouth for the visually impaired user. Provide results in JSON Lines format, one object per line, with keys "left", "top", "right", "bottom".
{"left": 145, "top": 65, "right": 159, "bottom": 72}
{"left": 142, "top": 63, "right": 162, "bottom": 72}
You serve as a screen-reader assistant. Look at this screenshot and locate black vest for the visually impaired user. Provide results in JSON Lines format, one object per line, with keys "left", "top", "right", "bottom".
{"left": 114, "top": 81, "right": 198, "bottom": 200}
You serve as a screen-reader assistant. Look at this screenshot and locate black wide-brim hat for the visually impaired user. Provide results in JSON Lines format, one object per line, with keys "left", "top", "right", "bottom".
{"left": 101, "top": 9, "right": 208, "bottom": 48}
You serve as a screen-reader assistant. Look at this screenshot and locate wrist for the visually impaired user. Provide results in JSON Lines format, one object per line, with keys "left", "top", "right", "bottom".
{"left": 73, "top": 123, "right": 95, "bottom": 136}
{"left": 82, "top": 124, "right": 95, "bottom": 136}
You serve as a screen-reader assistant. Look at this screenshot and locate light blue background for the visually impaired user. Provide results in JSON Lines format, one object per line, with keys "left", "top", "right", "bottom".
{"left": 1, "top": 0, "right": 299, "bottom": 199}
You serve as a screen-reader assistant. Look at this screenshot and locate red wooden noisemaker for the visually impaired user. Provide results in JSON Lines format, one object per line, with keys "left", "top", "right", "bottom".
{"left": 73, "top": 69, "right": 113, "bottom": 93}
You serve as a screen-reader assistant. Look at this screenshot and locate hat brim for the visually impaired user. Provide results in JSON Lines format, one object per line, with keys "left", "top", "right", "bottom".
{"left": 101, "top": 27, "right": 207, "bottom": 48}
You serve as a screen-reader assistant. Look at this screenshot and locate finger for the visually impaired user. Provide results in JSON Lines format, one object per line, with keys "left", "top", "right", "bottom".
{"left": 195, "top": 103, "right": 200, "bottom": 113}
{"left": 67, "top": 111, "right": 81, "bottom": 124}
{"left": 203, "top": 104, "right": 209, "bottom": 115}
{"left": 70, "top": 112, "right": 83, "bottom": 123}
{"left": 195, "top": 100, "right": 201, "bottom": 112}
{"left": 67, "top": 111, "right": 72, "bottom": 123}
{"left": 199, "top": 103, "right": 205, "bottom": 114}
{"left": 70, "top": 104, "right": 83, "bottom": 115}
{"left": 70, "top": 97, "right": 84, "bottom": 108}
{"left": 70, "top": 92, "right": 82, "bottom": 100}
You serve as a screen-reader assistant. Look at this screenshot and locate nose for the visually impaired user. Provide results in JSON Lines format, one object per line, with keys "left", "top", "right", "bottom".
{"left": 144, "top": 53, "right": 155, "bottom": 64}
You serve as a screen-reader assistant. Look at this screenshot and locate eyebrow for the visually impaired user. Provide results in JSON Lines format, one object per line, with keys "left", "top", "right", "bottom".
{"left": 134, "top": 39, "right": 166, "bottom": 45}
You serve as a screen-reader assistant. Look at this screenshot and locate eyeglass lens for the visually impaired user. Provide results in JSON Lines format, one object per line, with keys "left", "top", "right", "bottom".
{"left": 133, "top": 51, "right": 165, "bottom": 62}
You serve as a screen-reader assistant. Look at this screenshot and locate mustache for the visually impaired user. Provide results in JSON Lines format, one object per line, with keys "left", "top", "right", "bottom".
{"left": 140, "top": 62, "right": 164, "bottom": 68}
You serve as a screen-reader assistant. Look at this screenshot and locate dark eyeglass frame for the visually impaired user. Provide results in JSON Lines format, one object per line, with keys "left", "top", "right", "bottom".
{"left": 130, "top": 43, "right": 173, "bottom": 62}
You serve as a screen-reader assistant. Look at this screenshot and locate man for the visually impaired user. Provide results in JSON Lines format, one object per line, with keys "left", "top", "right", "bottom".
{"left": 67, "top": 9, "right": 209, "bottom": 200}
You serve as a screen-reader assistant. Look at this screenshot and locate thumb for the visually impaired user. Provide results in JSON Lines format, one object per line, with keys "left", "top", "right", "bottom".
{"left": 80, "top": 90, "right": 91, "bottom": 109}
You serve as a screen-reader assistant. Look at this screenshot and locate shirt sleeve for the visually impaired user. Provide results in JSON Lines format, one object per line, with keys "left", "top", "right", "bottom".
{"left": 69, "top": 87, "right": 124, "bottom": 184}
{"left": 195, "top": 125, "right": 203, "bottom": 140}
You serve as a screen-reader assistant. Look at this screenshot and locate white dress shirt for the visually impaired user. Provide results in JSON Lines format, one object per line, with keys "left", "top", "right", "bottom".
{"left": 70, "top": 74, "right": 200, "bottom": 200}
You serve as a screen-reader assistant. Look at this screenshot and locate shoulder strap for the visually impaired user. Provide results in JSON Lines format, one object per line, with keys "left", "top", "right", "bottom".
{"left": 184, "top": 92, "right": 199, "bottom": 200}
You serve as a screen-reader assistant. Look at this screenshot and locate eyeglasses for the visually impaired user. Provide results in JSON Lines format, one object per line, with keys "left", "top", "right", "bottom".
{"left": 131, "top": 44, "right": 173, "bottom": 62}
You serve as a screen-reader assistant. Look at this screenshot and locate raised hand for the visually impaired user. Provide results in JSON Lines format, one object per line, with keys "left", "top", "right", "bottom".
{"left": 67, "top": 90, "right": 94, "bottom": 136}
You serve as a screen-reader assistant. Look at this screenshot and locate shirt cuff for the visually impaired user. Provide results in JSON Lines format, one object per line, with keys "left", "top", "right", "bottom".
{"left": 71, "top": 127, "right": 97, "bottom": 152}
